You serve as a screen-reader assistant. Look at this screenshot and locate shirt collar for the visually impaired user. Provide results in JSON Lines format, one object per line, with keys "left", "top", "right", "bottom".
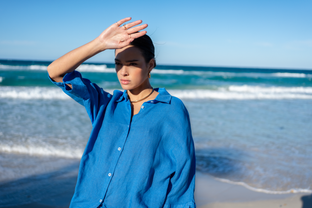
{"left": 153, "top": 88, "right": 171, "bottom": 104}
{"left": 115, "top": 90, "right": 129, "bottom": 102}
{"left": 115, "top": 88, "right": 171, "bottom": 104}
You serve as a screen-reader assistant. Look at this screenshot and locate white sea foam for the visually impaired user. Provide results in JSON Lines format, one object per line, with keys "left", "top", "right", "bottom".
{"left": 152, "top": 70, "right": 259, "bottom": 77}
{"left": 0, "top": 87, "right": 69, "bottom": 99}
{"left": 153, "top": 69, "right": 186, "bottom": 74}
{"left": 0, "top": 76, "right": 3, "bottom": 83}
{"left": 1, "top": 86, "right": 312, "bottom": 100}
{"left": 229, "top": 85, "right": 312, "bottom": 94}
{"left": 0, "top": 63, "right": 114, "bottom": 72}
{"left": 152, "top": 69, "right": 232, "bottom": 76}
{"left": 0, "top": 64, "right": 47, "bottom": 71}
{"left": 76, "top": 64, "right": 115, "bottom": 72}
{"left": 215, "top": 177, "right": 312, "bottom": 194}
{"left": 272, "top": 72, "right": 310, "bottom": 78}
{"left": 1, "top": 63, "right": 311, "bottom": 79}
{"left": 168, "top": 86, "right": 312, "bottom": 99}
{"left": 2, "top": 142, "right": 311, "bottom": 194}
{"left": 0, "top": 63, "right": 192, "bottom": 74}
{"left": 152, "top": 69, "right": 312, "bottom": 78}
{"left": 0, "top": 144, "right": 82, "bottom": 158}
{"left": 0, "top": 87, "right": 116, "bottom": 100}
{"left": 0, "top": 64, "right": 233, "bottom": 76}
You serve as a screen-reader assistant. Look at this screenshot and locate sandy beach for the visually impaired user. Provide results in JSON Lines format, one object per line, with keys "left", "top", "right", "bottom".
{"left": 195, "top": 172, "right": 312, "bottom": 208}
{"left": 0, "top": 154, "right": 311, "bottom": 208}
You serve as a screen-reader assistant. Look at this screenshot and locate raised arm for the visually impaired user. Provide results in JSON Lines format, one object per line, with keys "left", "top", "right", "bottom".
{"left": 47, "top": 17, "right": 148, "bottom": 83}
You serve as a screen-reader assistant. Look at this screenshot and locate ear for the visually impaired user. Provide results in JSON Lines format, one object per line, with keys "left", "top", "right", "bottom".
{"left": 148, "top": 59, "right": 155, "bottom": 71}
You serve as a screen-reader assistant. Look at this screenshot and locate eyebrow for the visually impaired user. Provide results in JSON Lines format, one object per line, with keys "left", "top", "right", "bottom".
{"left": 115, "top": 59, "right": 139, "bottom": 62}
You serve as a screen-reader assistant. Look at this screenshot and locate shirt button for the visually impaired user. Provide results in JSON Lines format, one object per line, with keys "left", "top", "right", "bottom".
{"left": 108, "top": 173, "right": 112, "bottom": 177}
{"left": 141, "top": 105, "right": 144, "bottom": 109}
{"left": 99, "top": 199, "right": 102, "bottom": 203}
{"left": 118, "top": 147, "right": 121, "bottom": 151}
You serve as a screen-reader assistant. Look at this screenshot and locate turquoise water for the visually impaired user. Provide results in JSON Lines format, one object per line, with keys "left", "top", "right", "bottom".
{"left": 0, "top": 59, "right": 312, "bottom": 194}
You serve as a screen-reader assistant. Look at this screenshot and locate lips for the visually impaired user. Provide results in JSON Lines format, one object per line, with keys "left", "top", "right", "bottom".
{"left": 120, "top": 79, "right": 130, "bottom": 85}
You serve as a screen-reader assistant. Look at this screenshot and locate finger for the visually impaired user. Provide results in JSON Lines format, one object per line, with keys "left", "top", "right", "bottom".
{"left": 126, "top": 24, "right": 148, "bottom": 34}
{"left": 128, "top": 31, "right": 147, "bottom": 40}
{"left": 116, "top": 17, "right": 132, "bottom": 26}
{"left": 118, "top": 30, "right": 147, "bottom": 48}
{"left": 123, "top": 20, "right": 143, "bottom": 29}
{"left": 118, "top": 37, "right": 133, "bottom": 47}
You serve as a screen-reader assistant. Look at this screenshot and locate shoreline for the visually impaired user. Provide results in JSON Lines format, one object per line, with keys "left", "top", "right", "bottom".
{"left": 0, "top": 154, "right": 311, "bottom": 208}
{"left": 196, "top": 172, "right": 312, "bottom": 208}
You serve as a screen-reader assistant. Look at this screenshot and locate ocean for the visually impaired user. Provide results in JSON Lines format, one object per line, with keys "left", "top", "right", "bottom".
{"left": 0, "top": 59, "right": 312, "bottom": 196}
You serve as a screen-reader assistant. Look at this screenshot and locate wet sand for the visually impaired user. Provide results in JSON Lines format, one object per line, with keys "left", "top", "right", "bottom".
{"left": 195, "top": 172, "right": 312, "bottom": 208}
{"left": 0, "top": 155, "right": 311, "bottom": 208}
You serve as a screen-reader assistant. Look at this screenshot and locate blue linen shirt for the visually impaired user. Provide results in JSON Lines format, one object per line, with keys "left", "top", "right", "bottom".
{"left": 50, "top": 71, "right": 196, "bottom": 208}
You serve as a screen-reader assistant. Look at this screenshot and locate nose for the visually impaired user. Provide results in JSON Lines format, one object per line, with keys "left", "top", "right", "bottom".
{"left": 119, "top": 65, "right": 129, "bottom": 76}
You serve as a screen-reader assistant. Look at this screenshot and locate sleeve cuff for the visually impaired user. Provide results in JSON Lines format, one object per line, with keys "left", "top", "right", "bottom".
{"left": 48, "top": 71, "right": 90, "bottom": 103}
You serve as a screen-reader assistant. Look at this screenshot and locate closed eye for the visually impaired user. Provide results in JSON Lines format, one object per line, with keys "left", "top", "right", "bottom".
{"left": 129, "top": 62, "right": 138, "bottom": 66}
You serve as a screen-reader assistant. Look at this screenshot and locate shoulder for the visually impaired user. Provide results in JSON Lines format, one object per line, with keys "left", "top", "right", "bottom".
{"left": 167, "top": 91, "right": 189, "bottom": 116}
{"left": 113, "top": 89, "right": 123, "bottom": 97}
{"left": 157, "top": 88, "right": 186, "bottom": 108}
{"left": 111, "top": 89, "right": 123, "bottom": 100}
{"left": 170, "top": 95, "right": 187, "bottom": 109}
{"left": 157, "top": 88, "right": 190, "bottom": 121}
{"left": 158, "top": 90, "right": 193, "bottom": 150}
{"left": 170, "top": 96, "right": 189, "bottom": 118}
{"left": 111, "top": 89, "right": 128, "bottom": 103}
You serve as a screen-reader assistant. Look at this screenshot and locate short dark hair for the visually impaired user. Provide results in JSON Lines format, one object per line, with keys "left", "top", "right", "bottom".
{"left": 130, "top": 34, "right": 156, "bottom": 68}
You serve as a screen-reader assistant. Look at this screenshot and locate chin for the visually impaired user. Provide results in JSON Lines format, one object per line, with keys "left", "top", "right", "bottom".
{"left": 120, "top": 85, "right": 134, "bottom": 90}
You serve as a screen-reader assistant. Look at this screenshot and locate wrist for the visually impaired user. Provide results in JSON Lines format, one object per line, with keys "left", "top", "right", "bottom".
{"left": 91, "top": 37, "right": 108, "bottom": 53}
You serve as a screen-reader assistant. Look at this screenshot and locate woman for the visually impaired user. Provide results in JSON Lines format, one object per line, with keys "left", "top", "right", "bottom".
{"left": 47, "top": 17, "right": 196, "bottom": 208}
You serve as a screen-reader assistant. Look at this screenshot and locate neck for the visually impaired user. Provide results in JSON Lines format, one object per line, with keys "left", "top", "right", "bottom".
{"left": 127, "top": 83, "right": 153, "bottom": 103}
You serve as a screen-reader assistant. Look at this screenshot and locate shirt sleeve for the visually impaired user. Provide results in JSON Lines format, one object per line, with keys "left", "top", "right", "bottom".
{"left": 49, "top": 71, "right": 112, "bottom": 124}
{"left": 162, "top": 99, "right": 196, "bottom": 208}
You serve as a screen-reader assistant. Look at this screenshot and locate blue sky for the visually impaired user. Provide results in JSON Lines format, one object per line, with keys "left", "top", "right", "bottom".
{"left": 0, "top": 0, "right": 311, "bottom": 69}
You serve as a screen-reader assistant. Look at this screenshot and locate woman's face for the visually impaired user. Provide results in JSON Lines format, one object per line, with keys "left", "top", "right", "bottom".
{"left": 115, "top": 45, "right": 152, "bottom": 91}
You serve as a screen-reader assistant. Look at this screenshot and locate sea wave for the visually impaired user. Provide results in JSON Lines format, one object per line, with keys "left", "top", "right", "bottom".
{"left": 0, "top": 87, "right": 70, "bottom": 99}
{"left": 153, "top": 69, "right": 312, "bottom": 78}
{"left": 0, "top": 64, "right": 48, "bottom": 71}
{"left": 77, "top": 64, "right": 114, "bottom": 72}
{"left": 0, "top": 144, "right": 82, "bottom": 158}
{"left": 272, "top": 72, "right": 309, "bottom": 78}
{"left": 195, "top": 147, "right": 312, "bottom": 194}
{"left": 215, "top": 177, "right": 312, "bottom": 194}
{"left": 1, "top": 86, "right": 312, "bottom": 100}
{"left": 0, "top": 63, "right": 114, "bottom": 73}
{"left": 2, "top": 142, "right": 311, "bottom": 194}
{"left": 153, "top": 69, "right": 186, "bottom": 74}
{"left": 168, "top": 86, "right": 312, "bottom": 99}
{"left": 228, "top": 85, "right": 312, "bottom": 94}
{"left": 2, "top": 63, "right": 312, "bottom": 78}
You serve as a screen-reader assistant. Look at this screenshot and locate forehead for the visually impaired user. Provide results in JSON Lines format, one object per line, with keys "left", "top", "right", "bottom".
{"left": 115, "top": 45, "right": 144, "bottom": 61}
